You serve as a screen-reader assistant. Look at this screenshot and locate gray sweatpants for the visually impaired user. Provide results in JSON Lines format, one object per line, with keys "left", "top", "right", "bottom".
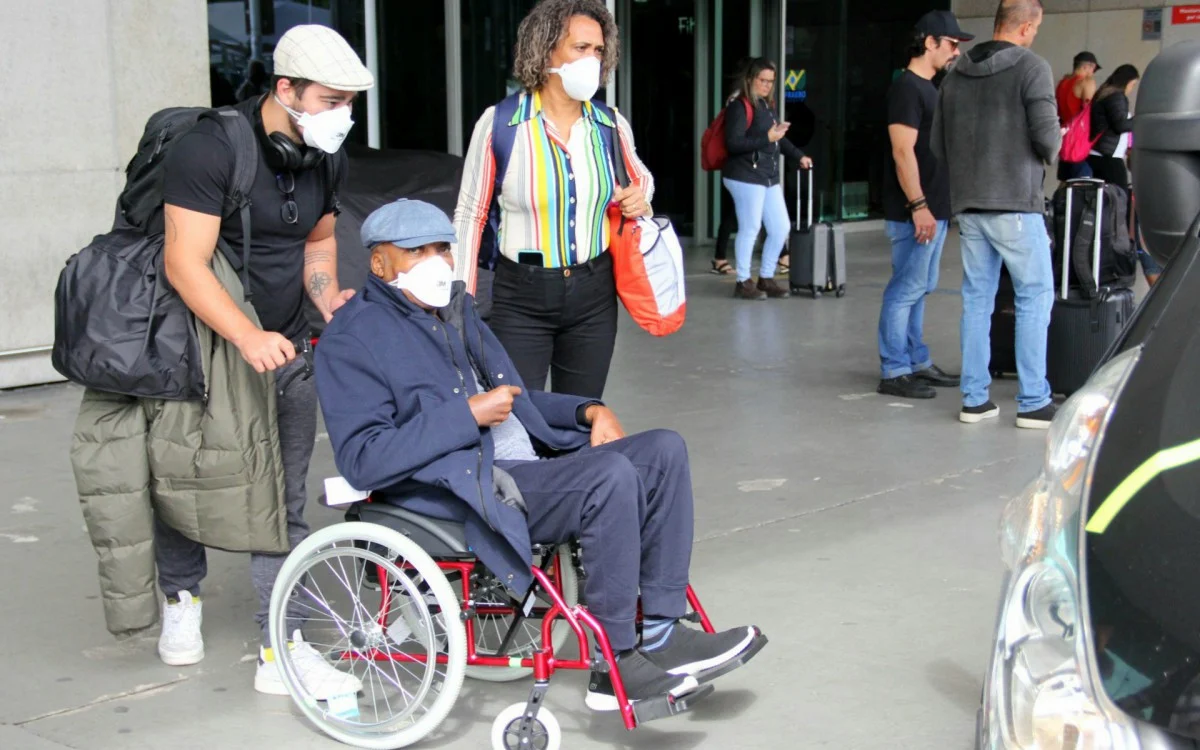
{"left": 155, "top": 356, "right": 316, "bottom": 645}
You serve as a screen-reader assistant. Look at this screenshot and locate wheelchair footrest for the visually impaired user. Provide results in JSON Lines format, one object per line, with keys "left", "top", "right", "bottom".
{"left": 693, "top": 629, "right": 769, "bottom": 685}
{"left": 632, "top": 683, "right": 714, "bottom": 724}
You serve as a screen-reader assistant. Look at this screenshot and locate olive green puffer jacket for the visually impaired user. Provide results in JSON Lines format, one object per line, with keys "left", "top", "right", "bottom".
{"left": 71, "top": 250, "right": 288, "bottom": 635}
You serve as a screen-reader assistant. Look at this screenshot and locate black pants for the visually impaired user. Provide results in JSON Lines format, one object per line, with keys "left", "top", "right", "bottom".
{"left": 1087, "top": 155, "right": 1129, "bottom": 189}
{"left": 490, "top": 252, "right": 618, "bottom": 399}
{"left": 498, "top": 429, "right": 694, "bottom": 651}
{"left": 715, "top": 185, "right": 736, "bottom": 261}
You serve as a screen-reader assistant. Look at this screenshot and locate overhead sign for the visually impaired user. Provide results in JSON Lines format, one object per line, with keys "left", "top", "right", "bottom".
{"left": 785, "top": 69, "right": 807, "bottom": 102}
{"left": 1173, "top": 5, "right": 1200, "bottom": 24}
{"left": 1144, "top": 8, "right": 1163, "bottom": 40}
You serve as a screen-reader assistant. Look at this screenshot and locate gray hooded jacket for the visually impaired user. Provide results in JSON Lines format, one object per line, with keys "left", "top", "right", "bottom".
{"left": 932, "top": 41, "right": 1061, "bottom": 215}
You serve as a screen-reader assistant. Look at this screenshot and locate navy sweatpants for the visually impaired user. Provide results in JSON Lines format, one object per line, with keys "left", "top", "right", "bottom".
{"left": 497, "top": 429, "right": 694, "bottom": 651}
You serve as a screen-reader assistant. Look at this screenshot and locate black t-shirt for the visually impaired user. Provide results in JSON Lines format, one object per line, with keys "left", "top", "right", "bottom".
{"left": 883, "top": 71, "right": 950, "bottom": 222}
{"left": 162, "top": 97, "right": 345, "bottom": 339}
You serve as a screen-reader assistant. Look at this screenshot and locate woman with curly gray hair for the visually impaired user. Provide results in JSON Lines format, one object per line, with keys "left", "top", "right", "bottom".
{"left": 452, "top": 0, "right": 654, "bottom": 401}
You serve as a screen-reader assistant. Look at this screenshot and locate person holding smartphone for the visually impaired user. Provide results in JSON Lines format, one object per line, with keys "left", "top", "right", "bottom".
{"left": 722, "top": 57, "right": 812, "bottom": 300}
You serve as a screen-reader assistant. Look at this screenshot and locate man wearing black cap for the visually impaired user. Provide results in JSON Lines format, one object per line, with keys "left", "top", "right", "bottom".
{"left": 877, "top": 10, "right": 973, "bottom": 400}
{"left": 1056, "top": 51, "right": 1101, "bottom": 179}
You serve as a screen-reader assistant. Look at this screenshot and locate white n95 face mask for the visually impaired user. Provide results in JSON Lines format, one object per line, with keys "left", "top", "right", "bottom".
{"left": 276, "top": 95, "right": 355, "bottom": 154}
{"left": 548, "top": 56, "right": 602, "bottom": 102}
{"left": 388, "top": 256, "right": 454, "bottom": 308}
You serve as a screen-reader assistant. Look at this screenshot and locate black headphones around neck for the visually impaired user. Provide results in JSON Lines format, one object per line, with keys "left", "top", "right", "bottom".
{"left": 255, "top": 95, "right": 325, "bottom": 172}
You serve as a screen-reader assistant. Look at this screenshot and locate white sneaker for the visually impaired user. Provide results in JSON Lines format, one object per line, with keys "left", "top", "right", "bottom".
{"left": 254, "top": 630, "right": 363, "bottom": 700}
{"left": 158, "top": 591, "right": 204, "bottom": 666}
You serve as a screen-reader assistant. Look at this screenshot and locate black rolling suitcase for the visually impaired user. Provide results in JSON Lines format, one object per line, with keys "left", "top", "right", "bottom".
{"left": 990, "top": 267, "right": 1017, "bottom": 376}
{"left": 789, "top": 169, "right": 847, "bottom": 298}
{"left": 1046, "top": 180, "right": 1136, "bottom": 396}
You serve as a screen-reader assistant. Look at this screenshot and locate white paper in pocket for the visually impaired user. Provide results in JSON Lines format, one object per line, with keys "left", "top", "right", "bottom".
{"left": 323, "top": 476, "right": 370, "bottom": 507}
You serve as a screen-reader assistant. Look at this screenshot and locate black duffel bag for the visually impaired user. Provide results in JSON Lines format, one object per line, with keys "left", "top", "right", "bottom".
{"left": 52, "top": 107, "right": 256, "bottom": 400}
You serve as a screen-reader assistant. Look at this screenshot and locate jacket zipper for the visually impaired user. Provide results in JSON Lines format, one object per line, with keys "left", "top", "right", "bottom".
{"left": 437, "top": 317, "right": 491, "bottom": 531}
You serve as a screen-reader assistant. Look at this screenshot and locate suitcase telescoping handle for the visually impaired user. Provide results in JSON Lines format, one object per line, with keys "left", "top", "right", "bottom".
{"left": 1061, "top": 178, "right": 1105, "bottom": 299}
{"left": 795, "top": 167, "right": 814, "bottom": 231}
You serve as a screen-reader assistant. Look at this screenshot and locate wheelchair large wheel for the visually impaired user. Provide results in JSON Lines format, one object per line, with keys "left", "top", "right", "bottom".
{"left": 269, "top": 522, "right": 466, "bottom": 750}
{"left": 465, "top": 546, "right": 579, "bottom": 683}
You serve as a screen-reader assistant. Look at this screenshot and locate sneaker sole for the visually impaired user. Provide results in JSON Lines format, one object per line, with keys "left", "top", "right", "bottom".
{"left": 1016, "top": 416, "right": 1053, "bottom": 430}
{"left": 959, "top": 408, "right": 1000, "bottom": 424}
{"left": 663, "top": 627, "right": 757, "bottom": 677}
{"left": 158, "top": 645, "right": 204, "bottom": 667}
{"left": 585, "top": 675, "right": 700, "bottom": 713}
{"left": 877, "top": 388, "right": 937, "bottom": 400}
{"left": 254, "top": 670, "right": 363, "bottom": 700}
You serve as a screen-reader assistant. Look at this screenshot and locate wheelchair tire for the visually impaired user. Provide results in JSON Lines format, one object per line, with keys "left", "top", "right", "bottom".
{"left": 491, "top": 702, "right": 562, "bottom": 750}
{"left": 466, "top": 546, "right": 579, "bottom": 683}
{"left": 269, "top": 522, "right": 466, "bottom": 750}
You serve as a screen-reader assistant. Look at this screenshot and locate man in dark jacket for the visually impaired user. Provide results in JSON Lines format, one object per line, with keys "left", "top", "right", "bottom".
{"left": 932, "top": 0, "right": 1060, "bottom": 430}
{"left": 315, "top": 199, "right": 763, "bottom": 711}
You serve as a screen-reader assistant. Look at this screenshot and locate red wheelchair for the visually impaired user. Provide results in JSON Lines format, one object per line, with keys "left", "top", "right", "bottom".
{"left": 267, "top": 495, "right": 765, "bottom": 749}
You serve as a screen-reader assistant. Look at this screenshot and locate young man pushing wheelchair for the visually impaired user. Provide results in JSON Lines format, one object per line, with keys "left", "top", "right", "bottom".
{"left": 314, "top": 198, "right": 765, "bottom": 709}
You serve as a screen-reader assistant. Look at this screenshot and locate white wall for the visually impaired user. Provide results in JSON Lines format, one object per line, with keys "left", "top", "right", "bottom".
{"left": 953, "top": 2, "right": 1200, "bottom": 81}
{"left": 0, "top": 0, "right": 209, "bottom": 389}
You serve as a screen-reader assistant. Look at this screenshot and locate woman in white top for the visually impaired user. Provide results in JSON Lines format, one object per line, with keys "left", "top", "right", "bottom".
{"left": 452, "top": 0, "right": 653, "bottom": 399}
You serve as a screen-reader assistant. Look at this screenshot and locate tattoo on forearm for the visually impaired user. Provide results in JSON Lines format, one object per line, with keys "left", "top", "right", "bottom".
{"left": 305, "top": 250, "right": 334, "bottom": 266}
{"left": 308, "top": 271, "right": 333, "bottom": 298}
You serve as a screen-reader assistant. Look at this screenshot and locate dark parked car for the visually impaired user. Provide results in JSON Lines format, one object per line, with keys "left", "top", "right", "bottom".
{"left": 977, "top": 41, "right": 1200, "bottom": 749}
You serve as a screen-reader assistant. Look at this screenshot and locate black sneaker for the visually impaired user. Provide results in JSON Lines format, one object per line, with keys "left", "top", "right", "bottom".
{"left": 913, "top": 365, "right": 960, "bottom": 387}
{"left": 1016, "top": 403, "right": 1057, "bottom": 430}
{"left": 877, "top": 375, "right": 936, "bottom": 400}
{"left": 585, "top": 650, "right": 700, "bottom": 712}
{"left": 960, "top": 401, "right": 1000, "bottom": 424}
{"left": 641, "top": 625, "right": 757, "bottom": 677}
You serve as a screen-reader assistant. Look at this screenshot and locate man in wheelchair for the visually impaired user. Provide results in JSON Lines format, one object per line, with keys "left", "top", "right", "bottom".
{"left": 314, "top": 199, "right": 763, "bottom": 710}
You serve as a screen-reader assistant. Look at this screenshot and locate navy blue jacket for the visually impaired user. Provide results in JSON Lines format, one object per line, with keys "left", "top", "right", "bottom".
{"left": 314, "top": 275, "right": 597, "bottom": 595}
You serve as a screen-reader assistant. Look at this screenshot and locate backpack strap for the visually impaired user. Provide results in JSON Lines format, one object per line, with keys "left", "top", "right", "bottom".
{"left": 208, "top": 108, "right": 259, "bottom": 302}
{"left": 480, "top": 92, "right": 524, "bottom": 270}
{"left": 741, "top": 95, "right": 753, "bottom": 128}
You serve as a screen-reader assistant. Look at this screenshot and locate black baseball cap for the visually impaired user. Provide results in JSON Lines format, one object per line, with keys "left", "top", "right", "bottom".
{"left": 914, "top": 10, "right": 975, "bottom": 42}
{"left": 1073, "top": 51, "right": 1102, "bottom": 71}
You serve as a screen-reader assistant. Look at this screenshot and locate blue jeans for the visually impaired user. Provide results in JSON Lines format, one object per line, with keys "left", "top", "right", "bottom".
{"left": 878, "top": 219, "right": 948, "bottom": 379}
{"left": 957, "top": 213, "right": 1054, "bottom": 412}
{"left": 723, "top": 178, "right": 790, "bottom": 282}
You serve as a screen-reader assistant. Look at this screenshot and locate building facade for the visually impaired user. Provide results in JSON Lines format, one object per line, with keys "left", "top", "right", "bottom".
{"left": 7, "top": 0, "right": 1200, "bottom": 389}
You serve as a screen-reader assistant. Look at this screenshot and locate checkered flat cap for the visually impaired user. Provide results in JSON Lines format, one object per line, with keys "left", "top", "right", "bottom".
{"left": 274, "top": 25, "right": 374, "bottom": 92}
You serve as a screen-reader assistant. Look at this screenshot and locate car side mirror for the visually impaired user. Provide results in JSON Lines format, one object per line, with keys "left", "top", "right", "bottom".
{"left": 1132, "top": 40, "right": 1200, "bottom": 265}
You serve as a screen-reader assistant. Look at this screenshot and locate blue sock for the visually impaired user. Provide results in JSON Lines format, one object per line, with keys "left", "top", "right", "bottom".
{"left": 640, "top": 616, "right": 676, "bottom": 652}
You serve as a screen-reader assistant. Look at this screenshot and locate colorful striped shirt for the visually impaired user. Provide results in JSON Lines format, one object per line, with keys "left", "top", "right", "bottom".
{"left": 452, "top": 91, "right": 654, "bottom": 292}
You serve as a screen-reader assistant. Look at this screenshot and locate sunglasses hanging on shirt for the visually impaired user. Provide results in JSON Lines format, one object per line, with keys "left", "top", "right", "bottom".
{"left": 276, "top": 171, "right": 299, "bottom": 225}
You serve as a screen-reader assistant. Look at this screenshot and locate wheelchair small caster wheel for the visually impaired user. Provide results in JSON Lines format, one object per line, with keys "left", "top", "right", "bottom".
{"left": 492, "top": 703, "right": 561, "bottom": 750}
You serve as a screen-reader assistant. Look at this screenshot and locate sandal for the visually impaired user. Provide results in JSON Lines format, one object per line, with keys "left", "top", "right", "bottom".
{"left": 777, "top": 255, "right": 791, "bottom": 272}
{"left": 710, "top": 259, "right": 734, "bottom": 275}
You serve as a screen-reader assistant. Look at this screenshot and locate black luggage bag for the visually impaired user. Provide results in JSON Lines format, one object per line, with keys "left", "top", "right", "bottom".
{"left": 1046, "top": 179, "right": 1136, "bottom": 396}
{"left": 789, "top": 169, "right": 847, "bottom": 298}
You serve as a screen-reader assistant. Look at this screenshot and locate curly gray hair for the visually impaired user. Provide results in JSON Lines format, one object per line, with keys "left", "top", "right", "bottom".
{"left": 512, "top": 0, "right": 620, "bottom": 93}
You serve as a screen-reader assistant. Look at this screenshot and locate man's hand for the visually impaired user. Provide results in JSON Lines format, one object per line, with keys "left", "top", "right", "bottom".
{"left": 913, "top": 207, "right": 938, "bottom": 245}
{"left": 584, "top": 405, "right": 625, "bottom": 447}
{"left": 328, "top": 288, "right": 356, "bottom": 319}
{"left": 235, "top": 329, "right": 296, "bottom": 373}
{"left": 613, "top": 184, "right": 650, "bottom": 219}
{"left": 469, "top": 385, "right": 523, "bottom": 427}
{"left": 799, "top": 156, "right": 813, "bottom": 170}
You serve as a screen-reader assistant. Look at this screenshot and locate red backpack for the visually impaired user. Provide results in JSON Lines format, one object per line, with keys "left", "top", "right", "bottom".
{"left": 1060, "top": 100, "right": 1104, "bottom": 163}
{"left": 701, "top": 97, "right": 754, "bottom": 171}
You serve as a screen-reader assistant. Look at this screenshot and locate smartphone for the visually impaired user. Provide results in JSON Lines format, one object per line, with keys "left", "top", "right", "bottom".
{"left": 518, "top": 251, "right": 543, "bottom": 266}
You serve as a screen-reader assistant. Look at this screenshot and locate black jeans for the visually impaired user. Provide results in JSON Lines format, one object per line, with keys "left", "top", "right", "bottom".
{"left": 489, "top": 252, "right": 618, "bottom": 399}
{"left": 498, "top": 429, "right": 694, "bottom": 651}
